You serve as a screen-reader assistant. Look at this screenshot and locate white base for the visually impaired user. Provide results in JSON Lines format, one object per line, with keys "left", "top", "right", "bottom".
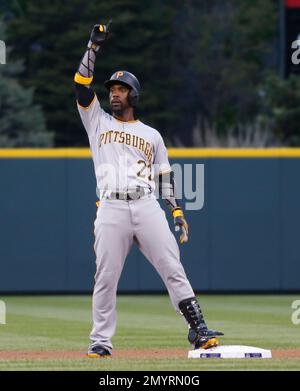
{"left": 188, "top": 345, "right": 272, "bottom": 359}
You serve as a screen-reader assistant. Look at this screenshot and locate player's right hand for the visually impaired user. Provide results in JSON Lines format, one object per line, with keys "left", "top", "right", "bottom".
{"left": 173, "top": 208, "right": 189, "bottom": 244}
{"left": 90, "top": 20, "right": 112, "bottom": 46}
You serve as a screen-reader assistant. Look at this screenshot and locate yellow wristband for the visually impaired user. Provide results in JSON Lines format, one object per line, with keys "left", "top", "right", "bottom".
{"left": 74, "top": 72, "right": 93, "bottom": 85}
{"left": 172, "top": 209, "right": 184, "bottom": 218}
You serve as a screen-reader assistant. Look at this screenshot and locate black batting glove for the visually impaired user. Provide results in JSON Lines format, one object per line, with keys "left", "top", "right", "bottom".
{"left": 89, "top": 20, "right": 112, "bottom": 48}
{"left": 172, "top": 207, "right": 189, "bottom": 244}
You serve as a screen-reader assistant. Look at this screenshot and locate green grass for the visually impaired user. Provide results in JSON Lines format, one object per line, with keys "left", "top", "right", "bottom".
{"left": 0, "top": 295, "right": 300, "bottom": 370}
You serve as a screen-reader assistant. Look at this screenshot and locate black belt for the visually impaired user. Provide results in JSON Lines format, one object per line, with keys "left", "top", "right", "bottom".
{"left": 111, "top": 187, "right": 147, "bottom": 201}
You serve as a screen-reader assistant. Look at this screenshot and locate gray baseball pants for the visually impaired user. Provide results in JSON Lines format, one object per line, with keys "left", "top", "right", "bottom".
{"left": 90, "top": 196, "right": 195, "bottom": 352}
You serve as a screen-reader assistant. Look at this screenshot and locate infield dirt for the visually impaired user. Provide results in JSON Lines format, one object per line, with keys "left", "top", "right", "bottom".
{"left": 1, "top": 348, "right": 300, "bottom": 360}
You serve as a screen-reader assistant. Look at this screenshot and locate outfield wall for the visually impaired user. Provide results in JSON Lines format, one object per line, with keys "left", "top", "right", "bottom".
{"left": 0, "top": 148, "right": 300, "bottom": 293}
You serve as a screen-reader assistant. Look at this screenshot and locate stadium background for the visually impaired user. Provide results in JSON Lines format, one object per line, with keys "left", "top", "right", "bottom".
{"left": 0, "top": 0, "right": 299, "bottom": 294}
{"left": 0, "top": 0, "right": 300, "bottom": 372}
{"left": 0, "top": 149, "right": 300, "bottom": 293}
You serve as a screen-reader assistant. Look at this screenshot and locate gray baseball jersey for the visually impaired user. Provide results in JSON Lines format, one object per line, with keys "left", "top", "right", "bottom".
{"left": 78, "top": 95, "right": 194, "bottom": 353}
{"left": 78, "top": 95, "right": 171, "bottom": 198}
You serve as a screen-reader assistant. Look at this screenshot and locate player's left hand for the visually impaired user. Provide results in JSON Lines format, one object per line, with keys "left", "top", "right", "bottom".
{"left": 173, "top": 208, "right": 189, "bottom": 244}
{"left": 90, "top": 20, "right": 112, "bottom": 46}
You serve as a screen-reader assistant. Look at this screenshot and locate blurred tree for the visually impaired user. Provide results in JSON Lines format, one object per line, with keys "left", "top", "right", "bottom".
{"left": 191, "top": 0, "right": 277, "bottom": 139}
{"left": 5, "top": 0, "right": 281, "bottom": 146}
{"left": 0, "top": 20, "right": 53, "bottom": 147}
{"left": 264, "top": 73, "right": 300, "bottom": 145}
{"left": 0, "top": 0, "right": 27, "bottom": 19}
{"left": 6, "top": 0, "right": 180, "bottom": 146}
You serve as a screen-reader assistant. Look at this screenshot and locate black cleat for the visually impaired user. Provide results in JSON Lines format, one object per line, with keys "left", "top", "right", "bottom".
{"left": 189, "top": 327, "right": 224, "bottom": 349}
{"left": 179, "top": 297, "right": 224, "bottom": 350}
{"left": 87, "top": 345, "right": 111, "bottom": 358}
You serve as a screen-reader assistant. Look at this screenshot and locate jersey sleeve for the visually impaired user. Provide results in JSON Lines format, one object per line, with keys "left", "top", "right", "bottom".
{"left": 153, "top": 133, "right": 172, "bottom": 175}
{"left": 77, "top": 93, "right": 102, "bottom": 139}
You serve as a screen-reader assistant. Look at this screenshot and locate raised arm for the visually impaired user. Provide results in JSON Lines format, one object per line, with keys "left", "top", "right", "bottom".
{"left": 74, "top": 21, "right": 112, "bottom": 107}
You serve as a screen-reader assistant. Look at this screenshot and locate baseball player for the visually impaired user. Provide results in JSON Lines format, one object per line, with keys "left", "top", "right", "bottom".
{"left": 74, "top": 22, "right": 223, "bottom": 358}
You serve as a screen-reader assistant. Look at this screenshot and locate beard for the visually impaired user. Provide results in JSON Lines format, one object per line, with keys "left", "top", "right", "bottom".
{"left": 110, "top": 101, "right": 125, "bottom": 117}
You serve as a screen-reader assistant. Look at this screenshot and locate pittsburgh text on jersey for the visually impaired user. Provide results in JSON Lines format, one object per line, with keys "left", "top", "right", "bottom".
{"left": 99, "top": 130, "right": 153, "bottom": 162}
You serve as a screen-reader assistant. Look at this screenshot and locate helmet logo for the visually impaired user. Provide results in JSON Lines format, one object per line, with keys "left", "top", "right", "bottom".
{"left": 116, "top": 71, "right": 124, "bottom": 78}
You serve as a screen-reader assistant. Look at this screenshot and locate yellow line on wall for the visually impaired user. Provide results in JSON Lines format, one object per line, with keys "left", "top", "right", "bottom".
{"left": 167, "top": 148, "right": 300, "bottom": 158}
{"left": 1, "top": 148, "right": 300, "bottom": 158}
{"left": 0, "top": 148, "right": 92, "bottom": 158}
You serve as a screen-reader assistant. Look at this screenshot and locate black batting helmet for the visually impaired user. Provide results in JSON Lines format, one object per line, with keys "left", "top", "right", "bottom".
{"left": 104, "top": 71, "right": 141, "bottom": 107}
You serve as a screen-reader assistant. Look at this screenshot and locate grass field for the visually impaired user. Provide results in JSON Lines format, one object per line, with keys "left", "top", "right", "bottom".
{"left": 0, "top": 294, "right": 299, "bottom": 371}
